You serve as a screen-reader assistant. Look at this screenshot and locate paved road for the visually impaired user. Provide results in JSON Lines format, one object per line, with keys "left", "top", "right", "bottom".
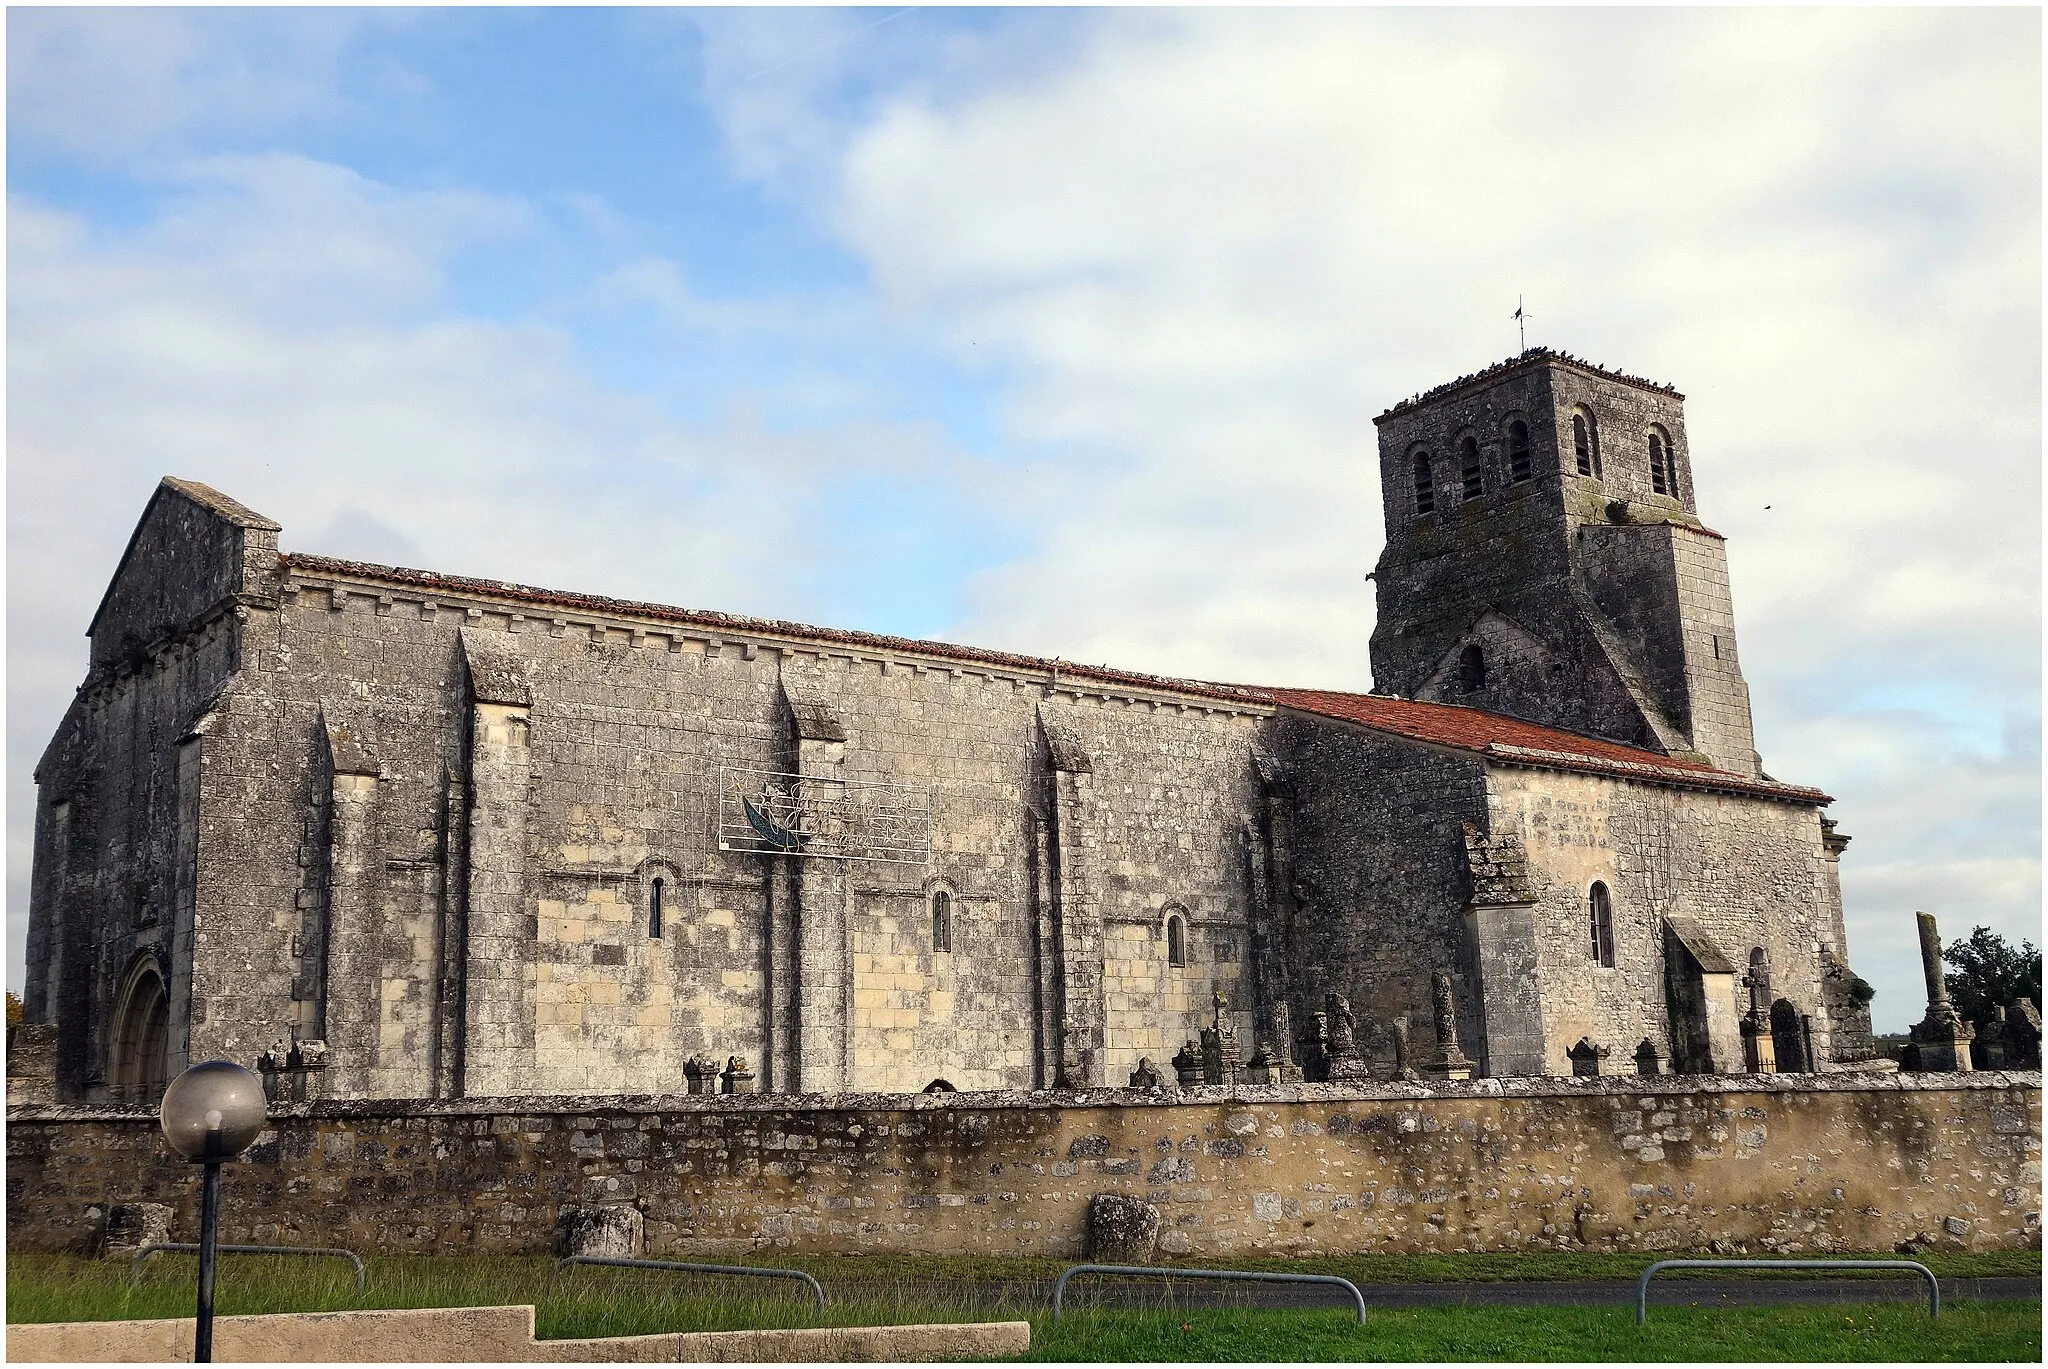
{"left": 975, "top": 1274, "right": 2038, "bottom": 1315}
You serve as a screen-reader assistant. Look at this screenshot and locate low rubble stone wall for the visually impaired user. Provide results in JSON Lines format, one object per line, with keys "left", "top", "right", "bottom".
{"left": 7, "top": 1073, "right": 2039, "bottom": 1259}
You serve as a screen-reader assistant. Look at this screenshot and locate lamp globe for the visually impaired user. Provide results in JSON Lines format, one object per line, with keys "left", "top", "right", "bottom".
{"left": 159, "top": 1061, "right": 267, "bottom": 1163}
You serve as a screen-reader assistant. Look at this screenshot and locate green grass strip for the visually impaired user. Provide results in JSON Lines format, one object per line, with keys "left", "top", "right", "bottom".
{"left": 9, "top": 1249, "right": 2041, "bottom": 1363}
{"left": 1020, "top": 1302, "right": 2042, "bottom": 1363}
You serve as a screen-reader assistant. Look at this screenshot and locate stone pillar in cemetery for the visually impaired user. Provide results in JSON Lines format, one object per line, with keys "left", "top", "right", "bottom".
{"left": 1906, "top": 911, "right": 1976, "bottom": 1072}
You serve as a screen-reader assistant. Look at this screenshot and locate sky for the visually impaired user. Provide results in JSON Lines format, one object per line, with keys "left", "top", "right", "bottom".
{"left": 7, "top": 7, "right": 2040, "bottom": 1033}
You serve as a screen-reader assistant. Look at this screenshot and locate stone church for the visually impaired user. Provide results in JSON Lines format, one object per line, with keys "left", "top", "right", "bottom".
{"left": 26, "top": 349, "right": 1878, "bottom": 1105}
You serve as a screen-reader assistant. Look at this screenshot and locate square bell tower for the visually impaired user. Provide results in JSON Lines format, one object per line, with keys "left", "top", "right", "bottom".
{"left": 1368, "top": 350, "right": 1759, "bottom": 777}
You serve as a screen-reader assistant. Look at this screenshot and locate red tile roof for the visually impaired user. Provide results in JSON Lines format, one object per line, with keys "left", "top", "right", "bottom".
{"left": 1259, "top": 687, "right": 1830, "bottom": 804}
{"left": 281, "top": 553, "right": 1829, "bottom": 805}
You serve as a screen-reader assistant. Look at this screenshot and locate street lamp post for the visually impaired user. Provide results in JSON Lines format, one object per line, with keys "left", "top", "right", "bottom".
{"left": 157, "top": 1061, "right": 267, "bottom": 1363}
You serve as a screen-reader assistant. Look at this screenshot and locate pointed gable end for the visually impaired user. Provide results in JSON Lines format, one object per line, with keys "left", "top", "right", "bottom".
{"left": 86, "top": 478, "right": 282, "bottom": 669}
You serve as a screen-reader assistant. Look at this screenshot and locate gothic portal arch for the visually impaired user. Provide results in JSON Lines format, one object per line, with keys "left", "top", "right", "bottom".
{"left": 109, "top": 954, "right": 170, "bottom": 1104}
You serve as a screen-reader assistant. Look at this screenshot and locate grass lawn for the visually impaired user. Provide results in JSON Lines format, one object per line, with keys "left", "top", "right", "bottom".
{"left": 1026, "top": 1303, "right": 2042, "bottom": 1362}
{"left": 7, "top": 1250, "right": 2039, "bottom": 1361}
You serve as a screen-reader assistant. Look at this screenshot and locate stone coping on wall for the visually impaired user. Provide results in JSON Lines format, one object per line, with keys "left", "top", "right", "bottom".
{"left": 6, "top": 1306, "right": 1034, "bottom": 1363}
{"left": 12, "top": 1069, "right": 2035, "bottom": 1125}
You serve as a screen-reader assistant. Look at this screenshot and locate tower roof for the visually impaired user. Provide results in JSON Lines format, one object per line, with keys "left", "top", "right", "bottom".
{"left": 1374, "top": 348, "right": 1683, "bottom": 424}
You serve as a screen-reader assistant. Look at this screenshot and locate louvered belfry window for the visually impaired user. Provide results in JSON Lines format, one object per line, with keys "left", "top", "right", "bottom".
{"left": 1507, "top": 419, "right": 1531, "bottom": 483}
{"left": 1649, "top": 429, "right": 1672, "bottom": 495}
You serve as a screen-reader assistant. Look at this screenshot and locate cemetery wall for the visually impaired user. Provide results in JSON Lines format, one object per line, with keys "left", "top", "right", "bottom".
{"left": 8, "top": 1073, "right": 2037, "bottom": 1260}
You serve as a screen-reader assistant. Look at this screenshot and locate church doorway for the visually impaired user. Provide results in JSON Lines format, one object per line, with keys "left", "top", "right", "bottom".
{"left": 1770, "top": 998, "right": 1811, "bottom": 1074}
{"left": 109, "top": 958, "right": 170, "bottom": 1104}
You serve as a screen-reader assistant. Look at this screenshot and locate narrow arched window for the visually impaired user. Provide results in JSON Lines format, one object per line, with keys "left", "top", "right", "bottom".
{"left": 931, "top": 889, "right": 952, "bottom": 952}
{"left": 1588, "top": 882, "right": 1615, "bottom": 968}
{"left": 1572, "top": 410, "right": 1601, "bottom": 478}
{"left": 1166, "top": 913, "right": 1187, "bottom": 968}
{"left": 1507, "top": 419, "right": 1531, "bottom": 483}
{"left": 649, "top": 877, "right": 664, "bottom": 939}
{"left": 1648, "top": 427, "right": 1672, "bottom": 496}
{"left": 1459, "top": 435, "right": 1484, "bottom": 501}
{"left": 1411, "top": 452, "right": 1435, "bottom": 516}
{"left": 1457, "top": 643, "right": 1486, "bottom": 690}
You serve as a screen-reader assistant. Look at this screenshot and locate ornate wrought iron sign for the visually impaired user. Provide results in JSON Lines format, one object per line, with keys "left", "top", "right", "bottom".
{"left": 716, "top": 767, "right": 932, "bottom": 864}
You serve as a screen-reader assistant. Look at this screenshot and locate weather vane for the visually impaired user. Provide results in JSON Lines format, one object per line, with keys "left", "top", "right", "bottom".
{"left": 1513, "top": 295, "right": 1532, "bottom": 352}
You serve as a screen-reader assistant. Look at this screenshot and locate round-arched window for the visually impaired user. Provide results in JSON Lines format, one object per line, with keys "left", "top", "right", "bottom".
{"left": 1588, "top": 882, "right": 1616, "bottom": 968}
{"left": 1411, "top": 451, "right": 1436, "bottom": 517}
{"left": 931, "top": 889, "right": 952, "bottom": 952}
{"left": 1458, "top": 435, "right": 1484, "bottom": 501}
{"left": 1506, "top": 419, "right": 1532, "bottom": 483}
{"left": 1458, "top": 643, "right": 1487, "bottom": 690}
{"left": 1572, "top": 410, "right": 1602, "bottom": 478}
{"left": 1648, "top": 426, "right": 1674, "bottom": 496}
{"left": 1166, "top": 913, "right": 1188, "bottom": 968}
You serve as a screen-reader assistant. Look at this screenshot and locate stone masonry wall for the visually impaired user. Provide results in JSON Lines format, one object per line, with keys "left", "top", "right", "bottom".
{"left": 1489, "top": 765, "right": 1843, "bottom": 1074}
{"left": 8, "top": 1076, "right": 2037, "bottom": 1260}
{"left": 182, "top": 555, "right": 1272, "bottom": 1098}
{"left": 1275, "top": 714, "right": 1492, "bottom": 1066}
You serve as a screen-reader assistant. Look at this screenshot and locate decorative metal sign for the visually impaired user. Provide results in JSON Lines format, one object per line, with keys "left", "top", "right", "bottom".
{"left": 716, "top": 767, "right": 932, "bottom": 864}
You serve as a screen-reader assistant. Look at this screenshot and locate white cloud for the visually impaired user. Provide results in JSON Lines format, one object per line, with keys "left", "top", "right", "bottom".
{"left": 798, "top": 8, "right": 2039, "bottom": 1025}
{"left": 9, "top": 8, "right": 2037, "bottom": 1037}
{"left": 6, "top": 9, "right": 405, "bottom": 161}
{"left": 5, "top": 155, "right": 993, "bottom": 978}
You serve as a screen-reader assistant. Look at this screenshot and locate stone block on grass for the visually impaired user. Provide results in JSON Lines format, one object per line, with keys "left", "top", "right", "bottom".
{"left": 1086, "top": 1193, "right": 1160, "bottom": 1264}
{"left": 99, "top": 1202, "right": 175, "bottom": 1262}
{"left": 562, "top": 1204, "right": 644, "bottom": 1260}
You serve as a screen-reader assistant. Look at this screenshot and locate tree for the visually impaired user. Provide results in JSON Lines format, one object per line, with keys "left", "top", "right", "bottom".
{"left": 1943, "top": 926, "right": 2043, "bottom": 1034}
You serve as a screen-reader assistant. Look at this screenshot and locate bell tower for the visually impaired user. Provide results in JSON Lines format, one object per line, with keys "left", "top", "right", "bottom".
{"left": 1368, "top": 350, "right": 1759, "bottom": 777}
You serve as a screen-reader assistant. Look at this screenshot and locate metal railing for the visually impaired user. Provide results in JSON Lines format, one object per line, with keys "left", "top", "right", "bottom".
{"left": 128, "top": 1243, "right": 365, "bottom": 1294}
{"left": 1051, "top": 1263, "right": 1367, "bottom": 1325}
{"left": 549, "top": 1256, "right": 827, "bottom": 1313}
{"left": 1635, "top": 1258, "right": 1940, "bottom": 1325}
